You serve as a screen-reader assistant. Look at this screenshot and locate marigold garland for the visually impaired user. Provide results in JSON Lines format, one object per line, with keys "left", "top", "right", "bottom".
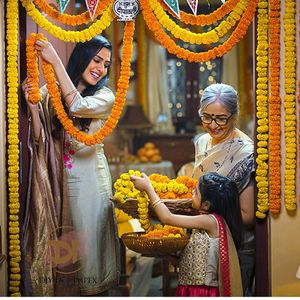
{"left": 113, "top": 170, "right": 193, "bottom": 233}
{"left": 33, "top": 0, "right": 112, "bottom": 26}
{"left": 283, "top": 0, "right": 296, "bottom": 211}
{"left": 6, "top": 0, "right": 21, "bottom": 296}
{"left": 158, "top": 0, "right": 239, "bottom": 26}
{"left": 151, "top": 0, "right": 249, "bottom": 45}
{"left": 21, "top": 0, "right": 115, "bottom": 42}
{"left": 140, "top": 0, "right": 258, "bottom": 62}
{"left": 114, "top": 170, "right": 153, "bottom": 231}
{"left": 27, "top": 21, "right": 134, "bottom": 146}
{"left": 255, "top": 0, "right": 269, "bottom": 219}
{"left": 268, "top": 0, "right": 281, "bottom": 214}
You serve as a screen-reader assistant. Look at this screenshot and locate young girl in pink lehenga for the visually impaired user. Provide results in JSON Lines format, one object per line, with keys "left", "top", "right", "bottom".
{"left": 131, "top": 171, "right": 243, "bottom": 296}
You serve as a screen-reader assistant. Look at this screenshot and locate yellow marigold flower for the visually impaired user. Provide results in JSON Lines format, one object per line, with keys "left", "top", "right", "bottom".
{"left": 120, "top": 173, "right": 130, "bottom": 181}
{"left": 256, "top": 211, "right": 266, "bottom": 219}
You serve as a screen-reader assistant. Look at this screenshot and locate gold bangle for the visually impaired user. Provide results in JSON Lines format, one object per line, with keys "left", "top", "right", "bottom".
{"left": 152, "top": 200, "right": 162, "bottom": 209}
{"left": 151, "top": 199, "right": 161, "bottom": 208}
{"left": 63, "top": 88, "right": 77, "bottom": 99}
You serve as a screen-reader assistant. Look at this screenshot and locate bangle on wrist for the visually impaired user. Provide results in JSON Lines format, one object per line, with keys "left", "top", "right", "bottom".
{"left": 152, "top": 199, "right": 162, "bottom": 209}
{"left": 151, "top": 199, "right": 161, "bottom": 207}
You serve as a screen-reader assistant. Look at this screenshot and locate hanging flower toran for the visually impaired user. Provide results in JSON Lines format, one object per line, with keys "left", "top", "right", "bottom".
{"left": 150, "top": 0, "right": 249, "bottom": 45}
{"left": 140, "top": 0, "right": 258, "bottom": 63}
{"left": 33, "top": 0, "right": 113, "bottom": 26}
{"left": 158, "top": 0, "right": 239, "bottom": 26}
{"left": 26, "top": 21, "right": 135, "bottom": 146}
{"left": 255, "top": 0, "right": 269, "bottom": 219}
{"left": 6, "top": 0, "right": 22, "bottom": 296}
{"left": 21, "top": 0, "right": 115, "bottom": 42}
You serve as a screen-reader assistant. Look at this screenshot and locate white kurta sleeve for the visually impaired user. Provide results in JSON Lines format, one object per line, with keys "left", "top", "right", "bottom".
{"left": 68, "top": 86, "right": 115, "bottom": 119}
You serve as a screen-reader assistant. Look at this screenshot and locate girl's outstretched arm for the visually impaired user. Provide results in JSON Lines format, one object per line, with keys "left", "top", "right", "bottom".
{"left": 130, "top": 173, "right": 217, "bottom": 236}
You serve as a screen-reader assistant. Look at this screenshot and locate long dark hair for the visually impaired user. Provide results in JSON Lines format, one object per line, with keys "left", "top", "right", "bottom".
{"left": 53, "top": 35, "right": 112, "bottom": 137}
{"left": 199, "top": 172, "right": 243, "bottom": 249}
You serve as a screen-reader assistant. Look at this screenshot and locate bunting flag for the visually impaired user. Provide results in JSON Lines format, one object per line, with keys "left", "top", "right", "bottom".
{"left": 186, "top": 0, "right": 198, "bottom": 15}
{"left": 163, "top": 0, "right": 180, "bottom": 18}
{"left": 57, "top": 0, "right": 71, "bottom": 14}
{"left": 85, "top": 0, "right": 100, "bottom": 20}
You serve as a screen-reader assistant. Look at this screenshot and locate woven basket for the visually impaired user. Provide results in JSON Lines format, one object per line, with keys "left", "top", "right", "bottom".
{"left": 111, "top": 197, "right": 198, "bottom": 219}
{"left": 121, "top": 232, "right": 190, "bottom": 256}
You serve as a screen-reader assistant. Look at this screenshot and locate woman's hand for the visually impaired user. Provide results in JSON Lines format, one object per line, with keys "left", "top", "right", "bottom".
{"left": 35, "top": 39, "right": 61, "bottom": 66}
{"left": 21, "top": 77, "right": 39, "bottom": 111}
{"left": 21, "top": 78, "right": 41, "bottom": 141}
{"left": 130, "top": 173, "right": 152, "bottom": 193}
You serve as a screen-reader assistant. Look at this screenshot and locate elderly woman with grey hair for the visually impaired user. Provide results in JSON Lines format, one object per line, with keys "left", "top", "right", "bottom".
{"left": 193, "top": 83, "right": 255, "bottom": 296}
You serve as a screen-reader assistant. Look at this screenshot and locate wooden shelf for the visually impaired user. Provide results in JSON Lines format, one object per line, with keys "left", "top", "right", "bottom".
{"left": 133, "top": 133, "right": 195, "bottom": 174}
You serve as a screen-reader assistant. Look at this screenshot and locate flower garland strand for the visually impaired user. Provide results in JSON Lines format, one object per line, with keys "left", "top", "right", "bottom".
{"left": 283, "top": 0, "right": 297, "bottom": 211}
{"left": 6, "top": 0, "right": 22, "bottom": 296}
{"left": 21, "top": 0, "right": 115, "bottom": 42}
{"left": 113, "top": 171, "right": 195, "bottom": 232}
{"left": 269, "top": 0, "right": 281, "bottom": 214}
{"left": 33, "top": 0, "right": 112, "bottom": 26}
{"left": 255, "top": 0, "right": 269, "bottom": 219}
{"left": 27, "top": 22, "right": 134, "bottom": 146}
{"left": 26, "top": 37, "right": 42, "bottom": 104}
{"left": 151, "top": 0, "right": 249, "bottom": 45}
{"left": 158, "top": 0, "right": 239, "bottom": 26}
{"left": 114, "top": 170, "right": 153, "bottom": 231}
{"left": 140, "top": 0, "right": 258, "bottom": 62}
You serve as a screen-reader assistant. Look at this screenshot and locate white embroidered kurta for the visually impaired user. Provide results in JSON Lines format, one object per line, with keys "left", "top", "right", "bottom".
{"left": 62, "top": 87, "right": 118, "bottom": 295}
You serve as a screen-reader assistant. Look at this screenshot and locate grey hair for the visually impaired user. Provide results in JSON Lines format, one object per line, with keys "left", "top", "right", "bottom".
{"left": 199, "top": 83, "right": 239, "bottom": 116}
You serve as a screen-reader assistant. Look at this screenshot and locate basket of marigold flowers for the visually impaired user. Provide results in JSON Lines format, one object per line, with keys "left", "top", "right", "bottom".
{"left": 121, "top": 225, "right": 189, "bottom": 256}
{"left": 111, "top": 171, "right": 198, "bottom": 220}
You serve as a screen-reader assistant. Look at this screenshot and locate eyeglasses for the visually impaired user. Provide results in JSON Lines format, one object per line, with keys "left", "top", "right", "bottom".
{"left": 199, "top": 113, "right": 232, "bottom": 126}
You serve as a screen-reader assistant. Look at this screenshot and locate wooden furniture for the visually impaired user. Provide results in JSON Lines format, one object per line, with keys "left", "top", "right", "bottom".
{"left": 133, "top": 133, "right": 195, "bottom": 174}
{"left": 162, "top": 259, "right": 178, "bottom": 296}
{"left": 111, "top": 239, "right": 136, "bottom": 296}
